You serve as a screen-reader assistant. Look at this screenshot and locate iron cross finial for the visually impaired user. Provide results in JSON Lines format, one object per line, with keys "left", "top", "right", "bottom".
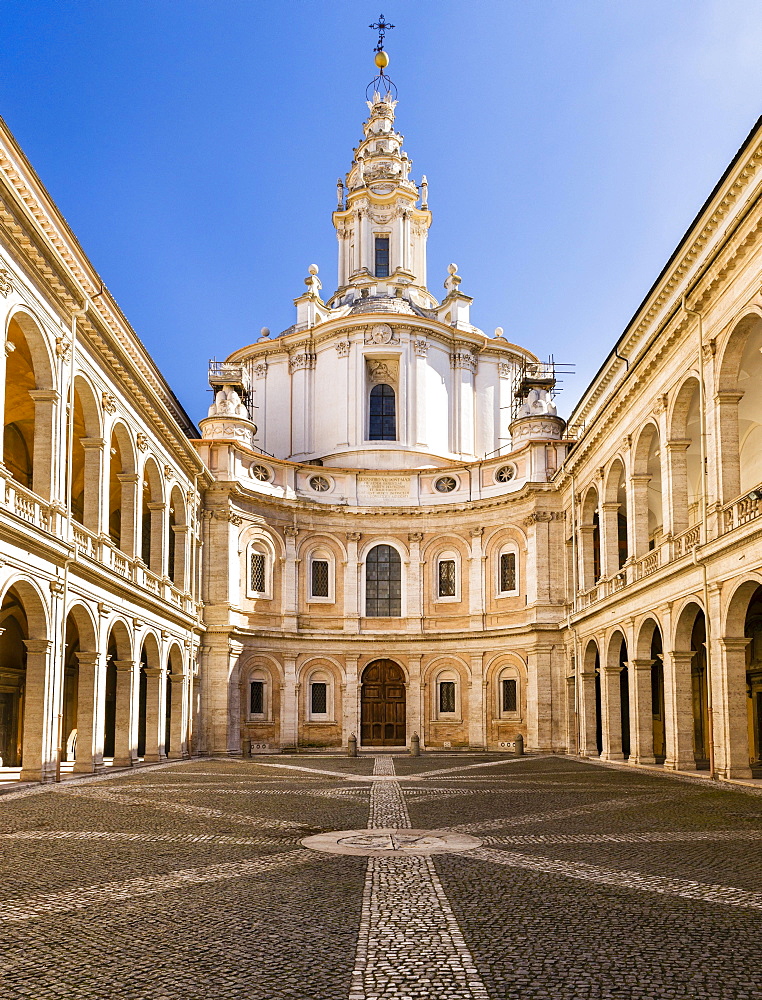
{"left": 370, "top": 14, "right": 395, "bottom": 52}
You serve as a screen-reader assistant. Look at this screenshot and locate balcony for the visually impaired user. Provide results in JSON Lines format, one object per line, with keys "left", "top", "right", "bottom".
{"left": 0, "top": 471, "right": 197, "bottom": 616}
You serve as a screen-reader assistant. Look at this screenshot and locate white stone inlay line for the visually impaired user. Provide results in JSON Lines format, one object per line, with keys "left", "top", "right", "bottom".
{"left": 0, "top": 850, "right": 312, "bottom": 924}
{"left": 452, "top": 792, "right": 676, "bottom": 833}
{"left": 349, "top": 757, "right": 489, "bottom": 999}
{"left": 469, "top": 847, "right": 762, "bottom": 911}
{"left": 0, "top": 830, "right": 303, "bottom": 847}
{"left": 485, "top": 830, "right": 762, "bottom": 846}
{"left": 68, "top": 787, "right": 304, "bottom": 829}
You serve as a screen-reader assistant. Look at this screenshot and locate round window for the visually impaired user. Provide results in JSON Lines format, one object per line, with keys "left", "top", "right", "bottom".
{"left": 495, "top": 465, "right": 516, "bottom": 484}
{"left": 251, "top": 464, "right": 272, "bottom": 482}
{"left": 309, "top": 475, "right": 331, "bottom": 493}
{"left": 434, "top": 476, "right": 458, "bottom": 494}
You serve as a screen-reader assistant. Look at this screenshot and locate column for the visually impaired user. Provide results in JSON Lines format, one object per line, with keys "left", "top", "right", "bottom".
{"left": 714, "top": 637, "right": 753, "bottom": 780}
{"left": 167, "top": 669, "right": 188, "bottom": 759}
{"left": 468, "top": 526, "right": 484, "bottom": 631}
{"left": 578, "top": 524, "right": 596, "bottom": 591}
{"left": 112, "top": 658, "right": 137, "bottom": 767}
{"left": 628, "top": 659, "right": 656, "bottom": 765}
{"left": 468, "top": 653, "right": 486, "bottom": 749}
{"left": 172, "top": 524, "right": 191, "bottom": 591}
{"left": 117, "top": 473, "right": 140, "bottom": 557}
{"left": 282, "top": 526, "right": 299, "bottom": 632}
{"left": 80, "top": 437, "right": 105, "bottom": 534}
{"left": 715, "top": 392, "right": 743, "bottom": 504}
{"left": 29, "top": 389, "right": 59, "bottom": 501}
{"left": 578, "top": 666, "right": 598, "bottom": 757}
{"left": 630, "top": 475, "right": 651, "bottom": 558}
{"left": 342, "top": 656, "right": 359, "bottom": 746}
{"left": 72, "top": 650, "right": 101, "bottom": 773}
{"left": 406, "top": 532, "right": 423, "bottom": 631}
{"left": 600, "top": 502, "right": 621, "bottom": 578}
{"left": 344, "top": 532, "right": 361, "bottom": 633}
{"left": 281, "top": 655, "right": 298, "bottom": 749}
{"left": 600, "top": 666, "right": 624, "bottom": 760}
{"left": 662, "top": 650, "right": 696, "bottom": 771}
{"left": 527, "top": 647, "right": 554, "bottom": 752}
{"left": 407, "top": 655, "right": 422, "bottom": 748}
{"left": 19, "top": 639, "right": 54, "bottom": 781}
{"left": 666, "top": 440, "right": 691, "bottom": 537}
{"left": 142, "top": 667, "right": 165, "bottom": 762}
{"left": 566, "top": 674, "right": 577, "bottom": 753}
{"left": 148, "top": 501, "right": 166, "bottom": 576}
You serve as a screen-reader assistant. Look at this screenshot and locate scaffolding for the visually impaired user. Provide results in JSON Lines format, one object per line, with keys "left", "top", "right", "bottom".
{"left": 510, "top": 356, "right": 574, "bottom": 420}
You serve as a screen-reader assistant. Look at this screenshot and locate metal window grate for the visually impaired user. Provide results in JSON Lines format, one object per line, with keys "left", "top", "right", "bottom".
{"left": 312, "top": 559, "right": 329, "bottom": 597}
{"left": 500, "top": 552, "right": 516, "bottom": 592}
{"left": 502, "top": 678, "right": 517, "bottom": 713}
{"left": 250, "top": 681, "right": 264, "bottom": 715}
{"left": 311, "top": 682, "right": 327, "bottom": 714}
{"left": 439, "top": 681, "right": 456, "bottom": 713}
{"left": 375, "top": 237, "right": 390, "bottom": 277}
{"left": 365, "top": 544, "right": 401, "bottom": 617}
{"left": 250, "top": 552, "right": 266, "bottom": 593}
{"left": 369, "top": 383, "right": 396, "bottom": 441}
{"left": 438, "top": 559, "right": 456, "bottom": 597}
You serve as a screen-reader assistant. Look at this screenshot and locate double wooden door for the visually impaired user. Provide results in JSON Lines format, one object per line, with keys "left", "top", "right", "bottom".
{"left": 360, "top": 660, "right": 406, "bottom": 746}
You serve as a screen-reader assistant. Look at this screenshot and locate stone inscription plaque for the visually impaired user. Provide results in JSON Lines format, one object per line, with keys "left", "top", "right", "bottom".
{"left": 358, "top": 476, "right": 411, "bottom": 499}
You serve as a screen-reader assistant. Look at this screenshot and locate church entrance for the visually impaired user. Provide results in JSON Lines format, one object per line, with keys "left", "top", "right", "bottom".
{"left": 360, "top": 660, "right": 406, "bottom": 746}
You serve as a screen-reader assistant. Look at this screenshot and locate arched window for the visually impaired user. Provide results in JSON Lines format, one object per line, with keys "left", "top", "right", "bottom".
{"left": 306, "top": 669, "right": 333, "bottom": 721}
{"left": 246, "top": 540, "right": 272, "bottom": 599}
{"left": 496, "top": 545, "right": 519, "bottom": 596}
{"left": 248, "top": 670, "right": 270, "bottom": 720}
{"left": 369, "top": 384, "right": 396, "bottom": 441}
{"left": 436, "top": 551, "right": 459, "bottom": 601}
{"left": 308, "top": 549, "right": 333, "bottom": 602}
{"left": 497, "top": 667, "right": 521, "bottom": 719}
{"left": 435, "top": 669, "right": 459, "bottom": 719}
{"left": 365, "top": 544, "right": 402, "bottom": 617}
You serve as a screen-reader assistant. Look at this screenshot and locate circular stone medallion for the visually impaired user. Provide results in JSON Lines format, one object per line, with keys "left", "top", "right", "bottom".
{"left": 301, "top": 828, "right": 482, "bottom": 857}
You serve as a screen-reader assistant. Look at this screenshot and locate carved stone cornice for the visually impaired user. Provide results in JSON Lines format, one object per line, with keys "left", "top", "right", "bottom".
{"left": 450, "top": 351, "right": 477, "bottom": 373}
{"left": 288, "top": 352, "right": 316, "bottom": 373}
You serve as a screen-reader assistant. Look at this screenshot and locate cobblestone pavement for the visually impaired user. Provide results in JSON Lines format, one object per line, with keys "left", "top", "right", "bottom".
{"left": 1, "top": 755, "right": 762, "bottom": 998}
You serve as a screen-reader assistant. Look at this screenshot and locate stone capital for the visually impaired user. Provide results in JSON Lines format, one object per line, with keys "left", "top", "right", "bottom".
{"left": 24, "top": 638, "right": 52, "bottom": 654}
{"left": 628, "top": 658, "right": 654, "bottom": 671}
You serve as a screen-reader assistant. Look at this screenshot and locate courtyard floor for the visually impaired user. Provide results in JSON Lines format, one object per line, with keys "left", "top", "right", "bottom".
{"left": 1, "top": 754, "right": 762, "bottom": 999}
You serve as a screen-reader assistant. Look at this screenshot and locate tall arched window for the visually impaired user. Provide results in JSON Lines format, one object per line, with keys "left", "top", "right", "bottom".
{"left": 369, "top": 384, "right": 396, "bottom": 441}
{"left": 365, "top": 544, "right": 402, "bottom": 617}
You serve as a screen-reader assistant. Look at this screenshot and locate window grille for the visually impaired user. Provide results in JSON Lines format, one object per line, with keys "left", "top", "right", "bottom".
{"left": 502, "top": 678, "right": 517, "bottom": 713}
{"left": 435, "top": 476, "right": 457, "bottom": 493}
{"left": 439, "top": 681, "right": 456, "bottom": 713}
{"left": 365, "top": 544, "right": 401, "bottom": 617}
{"left": 438, "top": 559, "right": 456, "bottom": 597}
{"left": 311, "top": 559, "right": 329, "bottom": 598}
{"left": 375, "top": 237, "right": 390, "bottom": 277}
{"left": 250, "top": 681, "right": 264, "bottom": 715}
{"left": 369, "top": 384, "right": 396, "bottom": 441}
{"left": 500, "top": 552, "right": 516, "bottom": 592}
{"left": 250, "top": 552, "right": 266, "bottom": 593}
{"left": 311, "top": 682, "right": 327, "bottom": 714}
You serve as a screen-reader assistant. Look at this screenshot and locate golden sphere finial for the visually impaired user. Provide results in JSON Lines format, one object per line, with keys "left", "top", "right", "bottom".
{"left": 374, "top": 50, "right": 389, "bottom": 70}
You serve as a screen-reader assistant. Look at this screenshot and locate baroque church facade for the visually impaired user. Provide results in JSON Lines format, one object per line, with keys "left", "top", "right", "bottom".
{"left": 1, "top": 71, "right": 762, "bottom": 783}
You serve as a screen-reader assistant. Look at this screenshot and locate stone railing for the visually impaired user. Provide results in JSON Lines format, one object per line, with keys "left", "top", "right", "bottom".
{"left": 3, "top": 477, "right": 53, "bottom": 532}
{"left": 722, "top": 488, "right": 762, "bottom": 535}
{"left": 0, "top": 473, "right": 197, "bottom": 614}
{"left": 71, "top": 522, "right": 99, "bottom": 559}
{"left": 634, "top": 549, "right": 660, "bottom": 580}
{"left": 672, "top": 523, "right": 701, "bottom": 559}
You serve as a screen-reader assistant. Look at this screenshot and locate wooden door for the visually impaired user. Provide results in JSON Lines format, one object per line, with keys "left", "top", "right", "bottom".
{"left": 361, "top": 660, "right": 406, "bottom": 746}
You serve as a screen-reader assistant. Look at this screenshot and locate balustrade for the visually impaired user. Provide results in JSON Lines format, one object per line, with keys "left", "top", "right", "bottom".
{"left": 722, "top": 488, "right": 762, "bottom": 534}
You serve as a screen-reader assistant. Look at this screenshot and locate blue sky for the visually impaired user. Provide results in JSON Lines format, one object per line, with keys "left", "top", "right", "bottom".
{"left": 2, "top": 0, "right": 762, "bottom": 424}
